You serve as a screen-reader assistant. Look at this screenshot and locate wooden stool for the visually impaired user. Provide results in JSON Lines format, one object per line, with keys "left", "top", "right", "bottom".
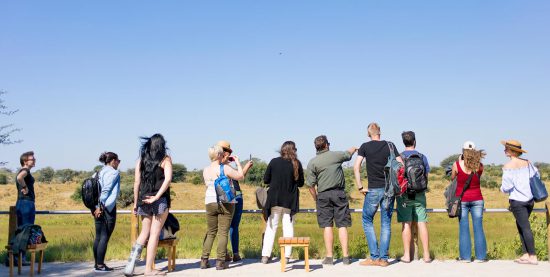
{"left": 278, "top": 237, "right": 310, "bottom": 272}
{"left": 5, "top": 206, "right": 48, "bottom": 277}
{"left": 130, "top": 213, "right": 179, "bottom": 272}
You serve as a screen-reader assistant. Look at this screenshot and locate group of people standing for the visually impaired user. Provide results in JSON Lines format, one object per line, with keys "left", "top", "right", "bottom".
{"left": 9, "top": 124, "right": 543, "bottom": 274}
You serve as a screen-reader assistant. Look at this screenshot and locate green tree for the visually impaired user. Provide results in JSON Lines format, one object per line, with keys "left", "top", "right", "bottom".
{"left": 55, "top": 168, "right": 79, "bottom": 183}
{"left": 243, "top": 158, "right": 268, "bottom": 186}
{"left": 440, "top": 154, "right": 461, "bottom": 169}
{"left": 172, "top": 163, "right": 188, "bottom": 182}
{"left": 0, "top": 173, "right": 8, "bottom": 185}
{"left": 36, "top": 167, "right": 55, "bottom": 183}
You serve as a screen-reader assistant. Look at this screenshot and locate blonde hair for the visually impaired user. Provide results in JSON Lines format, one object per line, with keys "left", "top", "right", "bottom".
{"left": 367, "top": 122, "right": 380, "bottom": 137}
{"left": 208, "top": 145, "right": 224, "bottom": 161}
{"left": 463, "top": 149, "right": 486, "bottom": 172}
{"left": 505, "top": 147, "right": 523, "bottom": 157}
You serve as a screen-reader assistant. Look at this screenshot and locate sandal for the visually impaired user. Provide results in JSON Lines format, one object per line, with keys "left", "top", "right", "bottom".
{"left": 423, "top": 259, "right": 433, "bottom": 263}
{"left": 398, "top": 258, "right": 411, "bottom": 263}
{"left": 517, "top": 259, "right": 538, "bottom": 265}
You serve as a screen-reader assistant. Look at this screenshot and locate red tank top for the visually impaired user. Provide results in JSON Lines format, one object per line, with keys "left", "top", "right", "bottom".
{"left": 455, "top": 161, "right": 484, "bottom": 202}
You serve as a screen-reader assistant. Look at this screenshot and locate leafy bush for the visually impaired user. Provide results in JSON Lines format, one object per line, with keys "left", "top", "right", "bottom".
{"left": 243, "top": 158, "right": 268, "bottom": 186}
{"left": 172, "top": 163, "right": 187, "bottom": 182}
{"left": 0, "top": 173, "right": 8, "bottom": 185}
{"left": 480, "top": 174, "right": 499, "bottom": 189}
{"left": 55, "top": 169, "right": 80, "bottom": 183}
{"left": 117, "top": 184, "right": 134, "bottom": 208}
{"left": 36, "top": 167, "right": 55, "bottom": 183}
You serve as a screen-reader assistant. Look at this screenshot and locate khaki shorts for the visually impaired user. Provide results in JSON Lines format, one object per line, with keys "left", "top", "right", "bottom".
{"left": 396, "top": 192, "right": 428, "bottom": 223}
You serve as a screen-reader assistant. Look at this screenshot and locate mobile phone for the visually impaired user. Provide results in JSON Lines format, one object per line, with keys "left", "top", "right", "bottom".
{"left": 249, "top": 154, "right": 252, "bottom": 161}
{"left": 228, "top": 157, "right": 234, "bottom": 162}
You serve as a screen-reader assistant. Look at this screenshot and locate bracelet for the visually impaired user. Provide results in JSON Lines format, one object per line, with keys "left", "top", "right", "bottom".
{"left": 358, "top": 187, "right": 364, "bottom": 191}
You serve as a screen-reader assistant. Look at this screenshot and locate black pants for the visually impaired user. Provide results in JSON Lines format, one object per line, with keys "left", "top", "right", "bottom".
{"left": 93, "top": 207, "right": 117, "bottom": 265}
{"left": 509, "top": 199, "right": 535, "bottom": 255}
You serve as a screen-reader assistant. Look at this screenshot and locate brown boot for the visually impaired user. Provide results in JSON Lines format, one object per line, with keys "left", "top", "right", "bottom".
{"left": 216, "top": 259, "right": 229, "bottom": 270}
{"left": 200, "top": 258, "right": 210, "bottom": 269}
{"left": 225, "top": 253, "right": 232, "bottom": 262}
{"left": 232, "top": 253, "right": 242, "bottom": 262}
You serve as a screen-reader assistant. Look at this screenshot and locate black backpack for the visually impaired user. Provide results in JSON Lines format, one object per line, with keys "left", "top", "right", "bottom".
{"left": 403, "top": 153, "right": 428, "bottom": 193}
{"left": 81, "top": 171, "right": 100, "bottom": 209}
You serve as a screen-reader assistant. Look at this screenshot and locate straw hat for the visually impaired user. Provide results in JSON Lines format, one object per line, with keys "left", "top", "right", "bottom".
{"left": 216, "top": 140, "right": 233, "bottom": 154}
{"left": 501, "top": 139, "right": 527, "bottom": 153}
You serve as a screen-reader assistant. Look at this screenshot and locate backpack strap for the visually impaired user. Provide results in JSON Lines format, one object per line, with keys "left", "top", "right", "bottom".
{"left": 219, "top": 164, "right": 225, "bottom": 177}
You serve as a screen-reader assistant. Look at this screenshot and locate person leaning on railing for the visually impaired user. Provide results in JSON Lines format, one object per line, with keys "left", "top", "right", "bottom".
{"left": 500, "top": 139, "right": 539, "bottom": 265}
{"left": 450, "top": 141, "right": 487, "bottom": 263}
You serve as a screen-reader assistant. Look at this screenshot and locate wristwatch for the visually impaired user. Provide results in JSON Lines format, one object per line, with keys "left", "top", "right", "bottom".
{"left": 358, "top": 187, "right": 364, "bottom": 191}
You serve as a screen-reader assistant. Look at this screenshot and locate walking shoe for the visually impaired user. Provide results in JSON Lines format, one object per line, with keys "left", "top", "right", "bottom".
{"left": 261, "top": 256, "right": 271, "bottom": 264}
{"left": 457, "top": 259, "right": 471, "bottom": 263}
{"left": 474, "top": 259, "right": 488, "bottom": 263}
{"left": 225, "top": 254, "right": 232, "bottom": 262}
{"left": 359, "top": 259, "right": 378, "bottom": 266}
{"left": 94, "top": 265, "right": 114, "bottom": 273}
{"left": 342, "top": 256, "right": 352, "bottom": 265}
{"left": 215, "top": 259, "right": 229, "bottom": 270}
{"left": 377, "top": 259, "right": 389, "bottom": 267}
{"left": 232, "top": 253, "right": 242, "bottom": 262}
{"left": 321, "top": 257, "right": 333, "bottom": 266}
{"left": 200, "top": 258, "right": 210, "bottom": 269}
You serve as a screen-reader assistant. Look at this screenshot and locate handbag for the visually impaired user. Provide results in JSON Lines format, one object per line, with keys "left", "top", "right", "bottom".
{"left": 528, "top": 162, "right": 548, "bottom": 202}
{"left": 447, "top": 172, "right": 475, "bottom": 218}
{"left": 255, "top": 186, "right": 268, "bottom": 210}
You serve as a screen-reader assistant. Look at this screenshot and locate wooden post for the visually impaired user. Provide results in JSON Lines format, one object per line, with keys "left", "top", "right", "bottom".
{"left": 546, "top": 201, "right": 550, "bottom": 263}
{"left": 130, "top": 213, "right": 139, "bottom": 245}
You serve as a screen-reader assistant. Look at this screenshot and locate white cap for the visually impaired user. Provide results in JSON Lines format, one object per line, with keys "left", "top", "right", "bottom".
{"left": 462, "top": 141, "right": 476, "bottom": 150}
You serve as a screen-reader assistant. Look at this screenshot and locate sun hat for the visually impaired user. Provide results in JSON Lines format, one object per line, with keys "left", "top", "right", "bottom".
{"left": 217, "top": 140, "right": 233, "bottom": 154}
{"left": 501, "top": 139, "right": 527, "bottom": 153}
{"left": 462, "top": 141, "right": 476, "bottom": 150}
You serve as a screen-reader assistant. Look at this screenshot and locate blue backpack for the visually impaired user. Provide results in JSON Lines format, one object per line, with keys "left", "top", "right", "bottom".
{"left": 383, "top": 141, "right": 403, "bottom": 209}
{"left": 214, "top": 164, "right": 236, "bottom": 203}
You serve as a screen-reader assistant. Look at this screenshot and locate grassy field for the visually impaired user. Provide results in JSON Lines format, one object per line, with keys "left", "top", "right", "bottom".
{"left": 0, "top": 171, "right": 549, "bottom": 262}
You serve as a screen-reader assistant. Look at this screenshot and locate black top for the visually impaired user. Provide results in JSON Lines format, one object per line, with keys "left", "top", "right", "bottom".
{"left": 16, "top": 168, "right": 35, "bottom": 202}
{"left": 358, "top": 140, "right": 400, "bottom": 189}
{"left": 138, "top": 165, "right": 171, "bottom": 208}
{"left": 263, "top": 157, "right": 305, "bottom": 218}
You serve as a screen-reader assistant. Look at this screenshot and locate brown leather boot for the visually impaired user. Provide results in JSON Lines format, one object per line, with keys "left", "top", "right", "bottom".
{"left": 200, "top": 258, "right": 210, "bottom": 269}
{"left": 216, "top": 259, "right": 229, "bottom": 270}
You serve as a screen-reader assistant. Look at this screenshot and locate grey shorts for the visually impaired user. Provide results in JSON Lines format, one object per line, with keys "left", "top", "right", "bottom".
{"left": 137, "top": 197, "right": 168, "bottom": 216}
{"left": 316, "top": 189, "right": 351, "bottom": 228}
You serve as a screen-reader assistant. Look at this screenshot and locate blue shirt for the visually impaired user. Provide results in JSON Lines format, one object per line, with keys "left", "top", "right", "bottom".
{"left": 401, "top": 150, "right": 431, "bottom": 173}
{"left": 98, "top": 165, "right": 120, "bottom": 212}
{"left": 501, "top": 165, "right": 537, "bottom": 202}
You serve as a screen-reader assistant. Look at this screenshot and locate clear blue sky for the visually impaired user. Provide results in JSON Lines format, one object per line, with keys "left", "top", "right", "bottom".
{"left": 1, "top": 1, "right": 549, "bottom": 171}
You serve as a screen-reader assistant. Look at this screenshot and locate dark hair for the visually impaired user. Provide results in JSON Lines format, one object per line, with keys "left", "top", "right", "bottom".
{"left": 314, "top": 135, "right": 329, "bottom": 151}
{"left": 139, "top": 134, "right": 168, "bottom": 191}
{"left": 20, "top": 151, "right": 34, "bottom": 166}
{"left": 401, "top": 131, "right": 416, "bottom": 147}
{"left": 99, "top": 152, "right": 119, "bottom": 165}
{"left": 280, "top": 141, "right": 300, "bottom": 181}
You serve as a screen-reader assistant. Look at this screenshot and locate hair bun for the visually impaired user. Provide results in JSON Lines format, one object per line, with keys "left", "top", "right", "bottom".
{"left": 99, "top": 152, "right": 107, "bottom": 163}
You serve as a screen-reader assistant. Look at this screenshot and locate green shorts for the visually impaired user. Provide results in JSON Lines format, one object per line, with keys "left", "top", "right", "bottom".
{"left": 396, "top": 192, "right": 428, "bottom": 223}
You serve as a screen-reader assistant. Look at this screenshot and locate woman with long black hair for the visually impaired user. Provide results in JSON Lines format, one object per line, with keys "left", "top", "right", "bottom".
{"left": 92, "top": 152, "right": 121, "bottom": 272}
{"left": 124, "top": 134, "right": 173, "bottom": 276}
{"left": 260, "top": 141, "right": 304, "bottom": 264}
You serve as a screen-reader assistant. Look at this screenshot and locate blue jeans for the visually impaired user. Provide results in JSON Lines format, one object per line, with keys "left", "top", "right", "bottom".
{"left": 16, "top": 199, "right": 36, "bottom": 226}
{"left": 362, "top": 188, "right": 394, "bottom": 261}
{"left": 458, "top": 200, "right": 487, "bottom": 260}
{"left": 229, "top": 197, "right": 243, "bottom": 254}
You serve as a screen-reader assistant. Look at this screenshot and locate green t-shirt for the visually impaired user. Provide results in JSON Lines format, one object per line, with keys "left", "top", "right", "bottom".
{"left": 306, "top": 150, "right": 352, "bottom": 192}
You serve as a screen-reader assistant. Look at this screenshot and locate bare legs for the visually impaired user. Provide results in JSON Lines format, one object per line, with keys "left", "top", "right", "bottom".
{"left": 323, "top": 227, "right": 349, "bottom": 258}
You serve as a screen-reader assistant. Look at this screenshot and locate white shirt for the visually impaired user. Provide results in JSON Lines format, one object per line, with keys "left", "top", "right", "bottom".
{"left": 500, "top": 164, "right": 539, "bottom": 202}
